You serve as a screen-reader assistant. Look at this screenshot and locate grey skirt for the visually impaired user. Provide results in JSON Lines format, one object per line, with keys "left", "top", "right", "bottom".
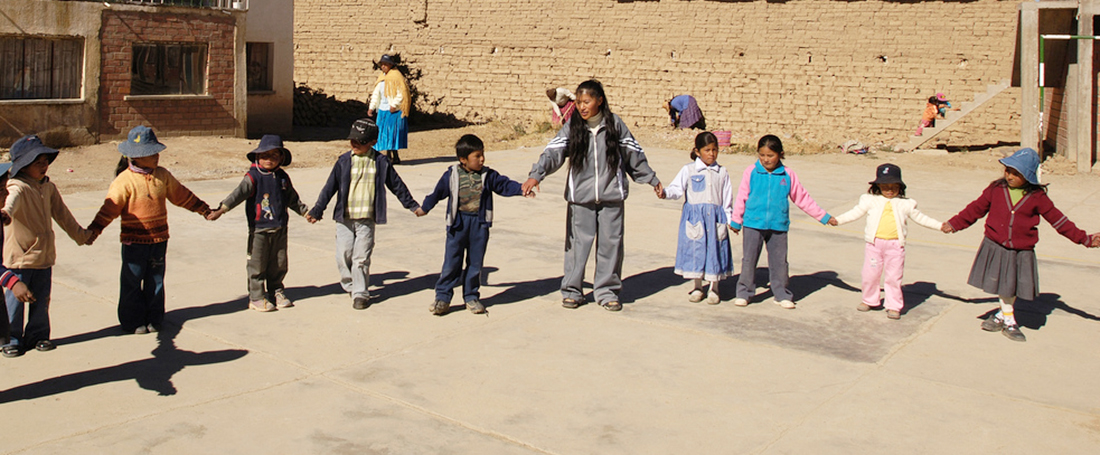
{"left": 967, "top": 237, "right": 1039, "bottom": 300}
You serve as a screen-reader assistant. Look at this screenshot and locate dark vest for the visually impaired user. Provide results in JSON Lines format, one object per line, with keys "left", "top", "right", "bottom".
{"left": 247, "top": 166, "right": 292, "bottom": 230}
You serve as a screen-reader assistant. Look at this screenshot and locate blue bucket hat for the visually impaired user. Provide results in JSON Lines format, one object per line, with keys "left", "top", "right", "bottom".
{"left": 0, "top": 161, "right": 13, "bottom": 179}
{"left": 9, "top": 135, "right": 59, "bottom": 177}
{"left": 999, "top": 147, "right": 1041, "bottom": 186}
{"left": 247, "top": 135, "right": 292, "bottom": 166}
{"left": 118, "top": 126, "right": 167, "bottom": 158}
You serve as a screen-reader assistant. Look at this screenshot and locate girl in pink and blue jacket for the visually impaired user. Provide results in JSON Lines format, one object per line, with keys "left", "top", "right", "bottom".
{"left": 729, "top": 135, "right": 833, "bottom": 309}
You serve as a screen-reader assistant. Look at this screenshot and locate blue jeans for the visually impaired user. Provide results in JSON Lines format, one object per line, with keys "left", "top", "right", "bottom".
{"left": 4, "top": 268, "right": 52, "bottom": 348}
{"left": 435, "top": 212, "right": 489, "bottom": 303}
{"left": 119, "top": 242, "right": 167, "bottom": 332}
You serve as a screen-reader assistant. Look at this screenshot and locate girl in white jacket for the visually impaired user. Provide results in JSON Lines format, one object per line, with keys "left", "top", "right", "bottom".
{"left": 832, "top": 164, "right": 945, "bottom": 319}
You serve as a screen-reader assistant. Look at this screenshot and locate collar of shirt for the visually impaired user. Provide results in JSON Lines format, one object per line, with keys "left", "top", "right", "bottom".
{"left": 693, "top": 158, "right": 720, "bottom": 172}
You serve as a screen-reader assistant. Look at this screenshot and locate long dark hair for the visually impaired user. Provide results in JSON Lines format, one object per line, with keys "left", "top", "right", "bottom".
{"left": 115, "top": 156, "right": 129, "bottom": 176}
{"left": 566, "top": 79, "right": 621, "bottom": 173}
{"left": 691, "top": 132, "right": 719, "bottom": 161}
{"left": 869, "top": 183, "right": 907, "bottom": 198}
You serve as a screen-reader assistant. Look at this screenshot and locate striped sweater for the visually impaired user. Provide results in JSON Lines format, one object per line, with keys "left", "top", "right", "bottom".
{"left": 89, "top": 167, "right": 211, "bottom": 244}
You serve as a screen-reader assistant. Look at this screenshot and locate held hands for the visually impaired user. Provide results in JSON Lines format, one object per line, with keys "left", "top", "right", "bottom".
{"left": 521, "top": 178, "right": 540, "bottom": 197}
{"left": 1088, "top": 233, "right": 1100, "bottom": 248}
{"left": 827, "top": 218, "right": 838, "bottom": 226}
{"left": 206, "top": 207, "right": 227, "bottom": 221}
{"left": 654, "top": 183, "right": 665, "bottom": 199}
{"left": 85, "top": 230, "right": 99, "bottom": 246}
{"left": 940, "top": 222, "right": 955, "bottom": 234}
{"left": 414, "top": 208, "right": 427, "bottom": 217}
{"left": 305, "top": 214, "right": 318, "bottom": 224}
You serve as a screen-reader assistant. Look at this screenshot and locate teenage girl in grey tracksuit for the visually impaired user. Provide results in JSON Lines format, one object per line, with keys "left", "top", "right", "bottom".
{"left": 523, "top": 79, "right": 663, "bottom": 311}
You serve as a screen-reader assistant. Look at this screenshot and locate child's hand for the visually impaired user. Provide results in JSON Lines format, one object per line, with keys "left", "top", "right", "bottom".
{"left": 414, "top": 208, "right": 426, "bottom": 217}
{"left": 206, "top": 207, "right": 226, "bottom": 221}
{"left": 730, "top": 226, "right": 740, "bottom": 235}
{"left": 524, "top": 191, "right": 536, "bottom": 199}
{"left": 0, "top": 210, "right": 8, "bottom": 225}
{"left": 521, "top": 178, "right": 540, "bottom": 197}
{"left": 1088, "top": 233, "right": 1100, "bottom": 248}
{"left": 85, "top": 231, "right": 98, "bottom": 246}
{"left": 827, "top": 218, "right": 838, "bottom": 226}
{"left": 11, "top": 281, "right": 34, "bottom": 304}
{"left": 305, "top": 214, "right": 318, "bottom": 224}
{"left": 654, "top": 183, "right": 665, "bottom": 199}
{"left": 941, "top": 222, "right": 955, "bottom": 233}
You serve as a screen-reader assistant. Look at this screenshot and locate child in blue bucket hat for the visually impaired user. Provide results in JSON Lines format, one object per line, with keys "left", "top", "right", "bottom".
{"left": 207, "top": 135, "right": 309, "bottom": 312}
{"left": 943, "top": 148, "right": 1100, "bottom": 342}
{"left": 0, "top": 159, "right": 36, "bottom": 351}
{"left": 87, "top": 126, "right": 213, "bottom": 335}
{"left": 2, "top": 135, "right": 93, "bottom": 357}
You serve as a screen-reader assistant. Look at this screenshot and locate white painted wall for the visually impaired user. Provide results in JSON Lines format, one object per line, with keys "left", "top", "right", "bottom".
{"left": 245, "top": 0, "right": 293, "bottom": 136}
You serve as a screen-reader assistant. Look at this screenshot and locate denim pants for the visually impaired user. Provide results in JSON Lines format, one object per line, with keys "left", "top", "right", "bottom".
{"left": 736, "top": 227, "right": 791, "bottom": 301}
{"left": 435, "top": 212, "right": 489, "bottom": 303}
{"left": 4, "top": 268, "right": 52, "bottom": 347}
{"left": 119, "top": 242, "right": 167, "bottom": 332}
{"left": 335, "top": 218, "right": 375, "bottom": 299}
{"left": 247, "top": 227, "right": 289, "bottom": 301}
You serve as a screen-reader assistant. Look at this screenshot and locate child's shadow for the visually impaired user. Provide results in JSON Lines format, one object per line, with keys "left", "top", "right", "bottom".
{"left": 480, "top": 267, "right": 561, "bottom": 311}
{"left": 0, "top": 296, "right": 251, "bottom": 403}
{"left": 369, "top": 271, "right": 438, "bottom": 305}
{"left": 900, "top": 281, "right": 998, "bottom": 314}
{"left": 980, "top": 293, "right": 1100, "bottom": 330}
{"left": 746, "top": 269, "right": 860, "bottom": 302}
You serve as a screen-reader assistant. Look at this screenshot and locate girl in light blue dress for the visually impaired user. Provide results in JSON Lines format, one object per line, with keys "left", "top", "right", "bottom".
{"left": 661, "top": 132, "right": 735, "bottom": 304}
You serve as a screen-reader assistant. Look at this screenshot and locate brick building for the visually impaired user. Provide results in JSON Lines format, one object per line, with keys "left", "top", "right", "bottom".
{"left": 0, "top": 0, "right": 250, "bottom": 146}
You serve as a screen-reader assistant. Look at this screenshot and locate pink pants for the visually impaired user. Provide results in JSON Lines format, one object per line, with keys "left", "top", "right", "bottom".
{"left": 862, "top": 238, "right": 905, "bottom": 311}
{"left": 914, "top": 119, "right": 932, "bottom": 136}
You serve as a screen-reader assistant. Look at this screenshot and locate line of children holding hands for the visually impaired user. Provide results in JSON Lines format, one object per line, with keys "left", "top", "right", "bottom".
{"left": 2, "top": 79, "right": 1096, "bottom": 359}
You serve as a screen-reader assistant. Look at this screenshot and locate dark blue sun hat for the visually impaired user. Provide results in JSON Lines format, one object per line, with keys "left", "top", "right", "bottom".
{"left": 999, "top": 148, "right": 1041, "bottom": 185}
{"left": 0, "top": 161, "right": 13, "bottom": 178}
{"left": 118, "top": 126, "right": 167, "bottom": 158}
{"left": 247, "top": 135, "right": 292, "bottom": 166}
{"left": 9, "top": 135, "right": 59, "bottom": 177}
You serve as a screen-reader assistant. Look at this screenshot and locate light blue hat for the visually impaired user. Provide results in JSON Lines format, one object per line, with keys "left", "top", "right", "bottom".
{"left": 998, "top": 148, "right": 1041, "bottom": 186}
{"left": 118, "top": 126, "right": 167, "bottom": 158}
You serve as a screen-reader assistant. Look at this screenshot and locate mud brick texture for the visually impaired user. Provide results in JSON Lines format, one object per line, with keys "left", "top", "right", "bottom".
{"left": 294, "top": 0, "right": 1021, "bottom": 146}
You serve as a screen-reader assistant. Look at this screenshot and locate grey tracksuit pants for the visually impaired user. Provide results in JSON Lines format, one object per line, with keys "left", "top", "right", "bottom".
{"left": 563, "top": 202, "right": 624, "bottom": 304}
{"left": 736, "top": 227, "right": 792, "bottom": 301}
{"left": 247, "top": 227, "right": 289, "bottom": 302}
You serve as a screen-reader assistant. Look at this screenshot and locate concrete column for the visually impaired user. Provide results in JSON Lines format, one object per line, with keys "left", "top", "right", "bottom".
{"left": 1021, "top": 4, "right": 1040, "bottom": 151}
{"left": 1081, "top": 0, "right": 1099, "bottom": 172}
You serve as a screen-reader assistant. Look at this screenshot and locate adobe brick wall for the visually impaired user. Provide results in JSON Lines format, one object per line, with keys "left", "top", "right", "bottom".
{"left": 99, "top": 10, "right": 238, "bottom": 138}
{"left": 294, "top": 0, "right": 1021, "bottom": 147}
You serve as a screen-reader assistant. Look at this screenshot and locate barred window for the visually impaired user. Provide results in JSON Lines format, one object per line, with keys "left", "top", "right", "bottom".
{"left": 0, "top": 36, "right": 83, "bottom": 100}
{"left": 131, "top": 43, "right": 207, "bottom": 96}
{"left": 246, "top": 42, "right": 273, "bottom": 92}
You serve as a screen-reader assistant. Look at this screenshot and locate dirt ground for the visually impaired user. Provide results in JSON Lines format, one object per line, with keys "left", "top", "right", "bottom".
{"left": 0, "top": 122, "right": 1081, "bottom": 194}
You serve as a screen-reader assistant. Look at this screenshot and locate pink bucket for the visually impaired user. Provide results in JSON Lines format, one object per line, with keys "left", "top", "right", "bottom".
{"left": 712, "top": 130, "right": 732, "bottom": 148}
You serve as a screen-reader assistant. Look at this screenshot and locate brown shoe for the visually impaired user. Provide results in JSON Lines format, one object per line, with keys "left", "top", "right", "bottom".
{"left": 250, "top": 299, "right": 276, "bottom": 312}
{"left": 273, "top": 290, "right": 294, "bottom": 308}
{"left": 886, "top": 310, "right": 901, "bottom": 320}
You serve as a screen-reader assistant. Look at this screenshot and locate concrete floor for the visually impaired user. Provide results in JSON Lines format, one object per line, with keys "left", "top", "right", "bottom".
{"left": 2, "top": 146, "right": 1099, "bottom": 454}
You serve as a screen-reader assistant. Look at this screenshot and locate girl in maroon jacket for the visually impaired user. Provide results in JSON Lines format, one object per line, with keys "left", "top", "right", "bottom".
{"left": 943, "top": 148, "right": 1099, "bottom": 342}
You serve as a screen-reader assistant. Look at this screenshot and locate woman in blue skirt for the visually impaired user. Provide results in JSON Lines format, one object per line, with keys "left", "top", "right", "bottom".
{"left": 368, "top": 54, "right": 410, "bottom": 164}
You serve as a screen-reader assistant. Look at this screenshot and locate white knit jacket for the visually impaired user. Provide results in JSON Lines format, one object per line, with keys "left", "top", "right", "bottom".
{"left": 833, "top": 194, "right": 942, "bottom": 247}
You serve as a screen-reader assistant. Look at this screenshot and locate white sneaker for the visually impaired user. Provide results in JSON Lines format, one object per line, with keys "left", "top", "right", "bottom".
{"left": 775, "top": 299, "right": 796, "bottom": 309}
{"left": 688, "top": 289, "right": 705, "bottom": 303}
{"left": 732, "top": 298, "right": 749, "bottom": 307}
{"left": 706, "top": 291, "right": 721, "bottom": 305}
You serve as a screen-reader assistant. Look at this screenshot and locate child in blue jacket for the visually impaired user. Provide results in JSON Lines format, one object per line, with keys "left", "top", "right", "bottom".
{"left": 416, "top": 134, "right": 529, "bottom": 315}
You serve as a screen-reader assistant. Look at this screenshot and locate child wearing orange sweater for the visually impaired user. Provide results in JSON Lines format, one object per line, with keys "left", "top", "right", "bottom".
{"left": 87, "top": 126, "right": 212, "bottom": 334}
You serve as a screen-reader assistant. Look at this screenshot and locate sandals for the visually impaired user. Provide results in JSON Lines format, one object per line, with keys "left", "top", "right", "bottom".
{"left": 562, "top": 298, "right": 582, "bottom": 309}
{"left": 599, "top": 301, "right": 622, "bottom": 312}
{"left": 2, "top": 345, "right": 23, "bottom": 358}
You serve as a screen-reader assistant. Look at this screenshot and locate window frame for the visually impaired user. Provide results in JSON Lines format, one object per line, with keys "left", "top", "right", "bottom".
{"left": 129, "top": 42, "right": 209, "bottom": 97}
{"left": 0, "top": 34, "right": 84, "bottom": 101}
{"left": 246, "top": 41, "right": 274, "bottom": 94}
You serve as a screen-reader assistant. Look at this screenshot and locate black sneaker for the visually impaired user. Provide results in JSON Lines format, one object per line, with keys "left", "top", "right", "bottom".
{"left": 1002, "top": 324, "right": 1027, "bottom": 342}
{"left": 352, "top": 296, "right": 371, "bottom": 310}
{"left": 981, "top": 316, "right": 1004, "bottom": 332}
{"left": 466, "top": 300, "right": 486, "bottom": 314}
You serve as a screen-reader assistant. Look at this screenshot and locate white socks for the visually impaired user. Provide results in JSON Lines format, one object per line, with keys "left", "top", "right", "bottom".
{"left": 997, "top": 296, "right": 1018, "bottom": 326}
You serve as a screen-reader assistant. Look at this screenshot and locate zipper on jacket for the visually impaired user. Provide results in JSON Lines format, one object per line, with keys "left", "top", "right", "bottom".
{"left": 592, "top": 126, "right": 601, "bottom": 203}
